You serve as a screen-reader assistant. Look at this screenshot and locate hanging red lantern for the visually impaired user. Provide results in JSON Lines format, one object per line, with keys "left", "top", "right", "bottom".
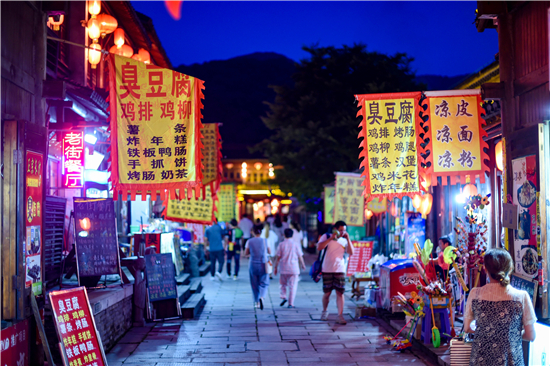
{"left": 412, "top": 194, "right": 422, "bottom": 210}
{"left": 419, "top": 193, "right": 433, "bottom": 217}
{"left": 463, "top": 183, "right": 478, "bottom": 197}
{"left": 97, "top": 14, "right": 118, "bottom": 38}
{"left": 88, "top": 42, "right": 102, "bottom": 69}
{"left": 109, "top": 44, "right": 133, "bottom": 58}
{"left": 113, "top": 28, "right": 125, "bottom": 48}
{"left": 495, "top": 140, "right": 504, "bottom": 171}
{"left": 390, "top": 202, "right": 398, "bottom": 217}
{"left": 365, "top": 209, "right": 374, "bottom": 220}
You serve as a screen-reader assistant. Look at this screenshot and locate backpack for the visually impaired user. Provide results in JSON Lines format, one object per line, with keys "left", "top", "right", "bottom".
{"left": 309, "top": 248, "right": 326, "bottom": 283}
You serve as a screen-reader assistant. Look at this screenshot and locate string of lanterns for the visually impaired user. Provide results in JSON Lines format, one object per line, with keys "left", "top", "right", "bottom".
{"left": 85, "top": 0, "right": 151, "bottom": 69}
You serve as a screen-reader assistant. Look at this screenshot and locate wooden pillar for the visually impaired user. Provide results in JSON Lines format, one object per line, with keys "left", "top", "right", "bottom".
{"left": 497, "top": 10, "right": 517, "bottom": 258}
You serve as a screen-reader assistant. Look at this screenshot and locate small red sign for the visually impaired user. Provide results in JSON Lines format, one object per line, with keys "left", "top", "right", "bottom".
{"left": 0, "top": 319, "right": 30, "bottom": 366}
{"left": 62, "top": 131, "right": 85, "bottom": 188}
{"left": 346, "top": 241, "right": 374, "bottom": 276}
{"left": 49, "top": 287, "right": 106, "bottom": 366}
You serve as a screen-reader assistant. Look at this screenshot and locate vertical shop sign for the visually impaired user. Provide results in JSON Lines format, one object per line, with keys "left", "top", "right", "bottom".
{"left": 165, "top": 186, "right": 215, "bottom": 225}
{"left": 25, "top": 151, "right": 43, "bottom": 295}
{"left": 200, "top": 123, "right": 222, "bottom": 196}
{"left": 215, "top": 183, "right": 236, "bottom": 223}
{"left": 346, "top": 241, "right": 374, "bottom": 276}
{"left": 0, "top": 319, "right": 30, "bottom": 366}
{"left": 355, "top": 92, "right": 423, "bottom": 201}
{"left": 108, "top": 54, "right": 205, "bottom": 200}
{"left": 62, "top": 131, "right": 85, "bottom": 188}
{"left": 49, "top": 287, "right": 107, "bottom": 366}
{"left": 512, "top": 155, "right": 538, "bottom": 279}
{"left": 404, "top": 211, "right": 426, "bottom": 257}
{"left": 422, "top": 91, "right": 490, "bottom": 185}
{"left": 334, "top": 173, "right": 364, "bottom": 227}
{"left": 324, "top": 186, "right": 335, "bottom": 224}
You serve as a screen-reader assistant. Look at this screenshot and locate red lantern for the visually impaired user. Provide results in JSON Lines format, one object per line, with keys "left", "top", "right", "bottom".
{"left": 412, "top": 194, "right": 422, "bottom": 210}
{"left": 495, "top": 140, "right": 503, "bottom": 171}
{"left": 79, "top": 218, "right": 91, "bottom": 231}
{"left": 390, "top": 202, "right": 398, "bottom": 217}
{"left": 420, "top": 193, "right": 433, "bottom": 217}
{"left": 365, "top": 209, "right": 374, "bottom": 220}
{"left": 463, "top": 183, "right": 478, "bottom": 197}
{"left": 114, "top": 28, "right": 125, "bottom": 48}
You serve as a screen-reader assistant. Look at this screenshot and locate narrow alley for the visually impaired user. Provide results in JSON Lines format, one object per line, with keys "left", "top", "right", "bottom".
{"left": 107, "top": 256, "right": 433, "bottom": 366}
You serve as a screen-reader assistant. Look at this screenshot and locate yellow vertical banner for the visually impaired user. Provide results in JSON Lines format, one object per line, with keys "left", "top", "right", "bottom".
{"left": 333, "top": 173, "right": 364, "bottom": 227}
{"left": 108, "top": 54, "right": 205, "bottom": 201}
{"left": 324, "top": 186, "right": 335, "bottom": 224}
{"left": 215, "top": 183, "right": 236, "bottom": 223}
{"left": 165, "top": 186, "right": 215, "bottom": 225}
{"left": 200, "top": 123, "right": 222, "bottom": 191}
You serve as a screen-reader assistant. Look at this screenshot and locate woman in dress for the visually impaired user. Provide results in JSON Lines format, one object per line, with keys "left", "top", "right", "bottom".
{"left": 464, "top": 248, "right": 536, "bottom": 366}
{"left": 244, "top": 225, "right": 271, "bottom": 309}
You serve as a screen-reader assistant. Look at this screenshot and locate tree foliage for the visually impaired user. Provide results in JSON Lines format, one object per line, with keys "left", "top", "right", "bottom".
{"left": 256, "top": 44, "right": 425, "bottom": 207}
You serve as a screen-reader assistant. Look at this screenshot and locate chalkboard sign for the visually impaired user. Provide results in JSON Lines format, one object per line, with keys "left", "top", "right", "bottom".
{"left": 73, "top": 198, "right": 120, "bottom": 278}
{"left": 510, "top": 274, "right": 538, "bottom": 306}
{"left": 144, "top": 253, "right": 177, "bottom": 302}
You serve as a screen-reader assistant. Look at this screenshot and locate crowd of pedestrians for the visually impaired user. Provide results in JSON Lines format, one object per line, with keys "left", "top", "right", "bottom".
{"left": 201, "top": 214, "right": 355, "bottom": 324}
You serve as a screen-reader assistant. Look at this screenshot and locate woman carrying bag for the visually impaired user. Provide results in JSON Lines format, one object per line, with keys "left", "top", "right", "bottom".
{"left": 464, "top": 248, "right": 536, "bottom": 366}
{"left": 244, "top": 225, "right": 271, "bottom": 309}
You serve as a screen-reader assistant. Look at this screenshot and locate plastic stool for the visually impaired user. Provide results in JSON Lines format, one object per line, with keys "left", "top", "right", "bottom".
{"left": 421, "top": 306, "right": 451, "bottom": 345}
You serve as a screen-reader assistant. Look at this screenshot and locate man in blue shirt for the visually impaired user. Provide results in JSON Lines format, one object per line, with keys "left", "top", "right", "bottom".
{"left": 205, "top": 221, "right": 225, "bottom": 281}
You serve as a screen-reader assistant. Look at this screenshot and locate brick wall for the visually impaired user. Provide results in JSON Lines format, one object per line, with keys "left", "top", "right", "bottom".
{"left": 93, "top": 296, "right": 133, "bottom": 352}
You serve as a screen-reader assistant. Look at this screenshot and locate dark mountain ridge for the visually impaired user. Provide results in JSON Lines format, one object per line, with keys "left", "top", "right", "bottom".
{"left": 175, "top": 52, "right": 469, "bottom": 159}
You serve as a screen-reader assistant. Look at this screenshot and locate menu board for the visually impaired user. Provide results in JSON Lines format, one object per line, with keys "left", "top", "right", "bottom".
{"left": 144, "top": 253, "right": 177, "bottom": 302}
{"left": 346, "top": 241, "right": 374, "bottom": 276}
{"left": 510, "top": 274, "right": 538, "bottom": 306}
{"left": 0, "top": 318, "right": 30, "bottom": 366}
{"left": 49, "top": 287, "right": 107, "bottom": 366}
{"left": 73, "top": 198, "right": 119, "bottom": 277}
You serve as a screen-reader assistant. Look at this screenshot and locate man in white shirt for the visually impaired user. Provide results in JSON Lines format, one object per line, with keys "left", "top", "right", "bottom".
{"left": 316, "top": 221, "right": 354, "bottom": 325}
{"left": 238, "top": 214, "right": 254, "bottom": 247}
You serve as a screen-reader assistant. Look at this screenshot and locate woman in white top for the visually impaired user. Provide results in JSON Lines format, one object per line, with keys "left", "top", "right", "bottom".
{"left": 290, "top": 221, "right": 304, "bottom": 249}
{"left": 464, "top": 248, "right": 536, "bottom": 366}
{"left": 261, "top": 222, "right": 279, "bottom": 279}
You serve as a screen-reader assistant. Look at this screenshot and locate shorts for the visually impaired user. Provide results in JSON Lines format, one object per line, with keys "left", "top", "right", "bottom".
{"left": 322, "top": 272, "right": 346, "bottom": 294}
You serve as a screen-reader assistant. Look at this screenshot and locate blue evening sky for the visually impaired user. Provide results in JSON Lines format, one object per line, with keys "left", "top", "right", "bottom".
{"left": 132, "top": 1, "right": 499, "bottom": 76}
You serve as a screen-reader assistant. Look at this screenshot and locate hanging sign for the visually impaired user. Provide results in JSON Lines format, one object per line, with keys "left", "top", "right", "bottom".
{"left": 62, "top": 131, "right": 85, "bottom": 188}
{"left": 199, "top": 123, "right": 222, "bottom": 197}
{"left": 164, "top": 186, "right": 215, "bottom": 225}
{"left": 108, "top": 54, "right": 205, "bottom": 201}
{"left": 355, "top": 92, "right": 423, "bottom": 201}
{"left": 324, "top": 186, "right": 335, "bottom": 224}
{"left": 367, "top": 197, "right": 387, "bottom": 214}
{"left": 512, "top": 155, "right": 538, "bottom": 279}
{"left": 346, "top": 241, "right": 374, "bottom": 276}
{"left": 49, "top": 287, "right": 108, "bottom": 366}
{"left": 334, "top": 172, "right": 364, "bottom": 227}
{"left": 25, "top": 151, "right": 43, "bottom": 295}
{"left": 215, "top": 183, "right": 236, "bottom": 223}
{"left": 404, "top": 211, "right": 426, "bottom": 257}
{"left": 421, "top": 91, "right": 490, "bottom": 185}
{"left": 73, "top": 198, "right": 120, "bottom": 278}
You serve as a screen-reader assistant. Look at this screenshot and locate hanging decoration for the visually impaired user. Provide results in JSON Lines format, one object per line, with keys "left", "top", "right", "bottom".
{"left": 197, "top": 123, "right": 223, "bottom": 199}
{"left": 164, "top": 186, "right": 216, "bottom": 225}
{"left": 107, "top": 54, "right": 205, "bottom": 201}
{"left": 215, "top": 183, "right": 236, "bottom": 223}
{"left": 356, "top": 92, "right": 424, "bottom": 202}
{"left": 333, "top": 172, "right": 365, "bottom": 227}
{"left": 418, "top": 90, "right": 490, "bottom": 186}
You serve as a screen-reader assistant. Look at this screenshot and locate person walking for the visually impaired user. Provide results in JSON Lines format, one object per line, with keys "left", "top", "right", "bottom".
{"left": 464, "top": 248, "right": 536, "bottom": 366}
{"left": 261, "top": 222, "right": 279, "bottom": 280}
{"left": 244, "top": 225, "right": 271, "bottom": 309}
{"left": 204, "top": 220, "right": 225, "bottom": 282}
{"left": 238, "top": 213, "right": 254, "bottom": 248}
{"left": 272, "top": 215, "right": 285, "bottom": 248}
{"left": 317, "top": 220, "right": 354, "bottom": 325}
{"left": 225, "top": 219, "right": 243, "bottom": 280}
{"left": 290, "top": 221, "right": 307, "bottom": 250}
{"left": 274, "top": 228, "right": 305, "bottom": 308}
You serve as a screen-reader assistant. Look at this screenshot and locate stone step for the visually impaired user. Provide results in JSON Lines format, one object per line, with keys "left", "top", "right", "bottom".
{"left": 177, "top": 285, "right": 191, "bottom": 304}
{"left": 181, "top": 293, "right": 206, "bottom": 319}
{"left": 189, "top": 277, "right": 202, "bottom": 293}
{"left": 176, "top": 272, "right": 190, "bottom": 285}
{"left": 199, "top": 262, "right": 211, "bottom": 277}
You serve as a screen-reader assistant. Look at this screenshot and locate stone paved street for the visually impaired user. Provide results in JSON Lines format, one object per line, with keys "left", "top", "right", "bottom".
{"left": 107, "top": 256, "right": 434, "bottom": 366}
